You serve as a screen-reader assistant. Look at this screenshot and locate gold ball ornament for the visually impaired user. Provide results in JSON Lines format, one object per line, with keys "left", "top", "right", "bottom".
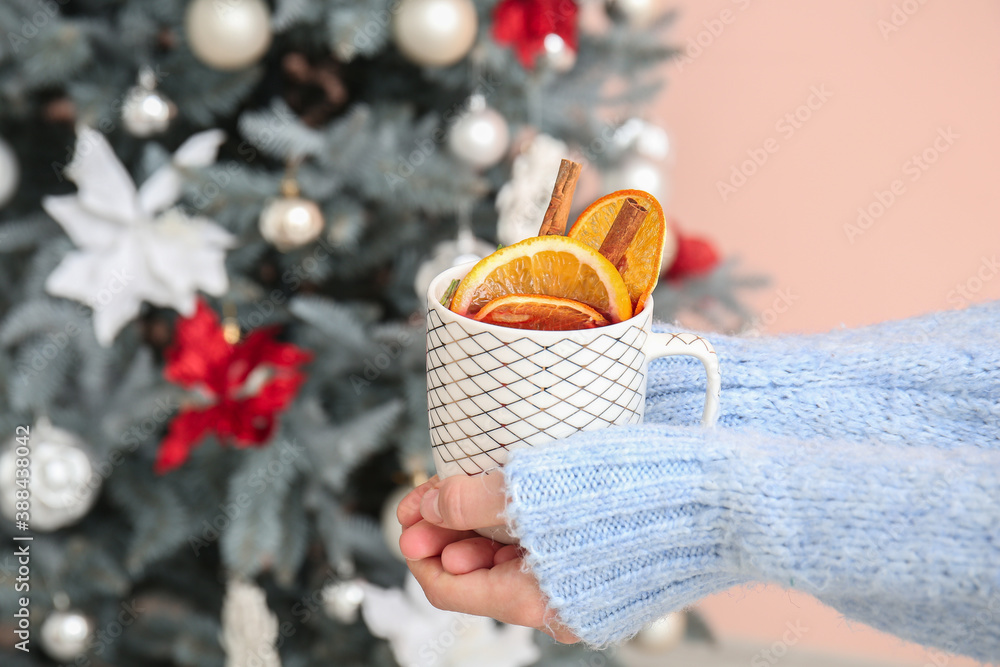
{"left": 259, "top": 179, "right": 325, "bottom": 251}
{"left": 259, "top": 198, "right": 324, "bottom": 251}
{"left": 185, "top": 0, "right": 273, "bottom": 71}
{"left": 392, "top": 0, "right": 478, "bottom": 67}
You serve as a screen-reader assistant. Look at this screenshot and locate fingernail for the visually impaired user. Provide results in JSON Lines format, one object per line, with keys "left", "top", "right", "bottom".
{"left": 422, "top": 489, "right": 442, "bottom": 524}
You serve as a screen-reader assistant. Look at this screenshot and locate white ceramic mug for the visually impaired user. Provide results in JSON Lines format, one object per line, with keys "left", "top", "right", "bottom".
{"left": 426, "top": 263, "right": 721, "bottom": 482}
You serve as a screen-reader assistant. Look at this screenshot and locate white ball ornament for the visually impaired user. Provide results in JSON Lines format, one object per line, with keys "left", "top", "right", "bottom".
{"left": 40, "top": 610, "right": 94, "bottom": 662}
{"left": 0, "top": 420, "right": 100, "bottom": 532}
{"left": 448, "top": 95, "right": 510, "bottom": 169}
{"left": 0, "top": 136, "right": 20, "bottom": 208}
{"left": 393, "top": 0, "right": 478, "bottom": 67}
{"left": 185, "top": 0, "right": 273, "bottom": 71}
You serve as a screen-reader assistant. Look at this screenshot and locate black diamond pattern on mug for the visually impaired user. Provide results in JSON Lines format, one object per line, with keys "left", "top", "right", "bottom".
{"left": 426, "top": 309, "right": 649, "bottom": 475}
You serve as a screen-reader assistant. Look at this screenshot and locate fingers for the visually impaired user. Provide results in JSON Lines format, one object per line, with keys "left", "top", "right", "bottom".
{"left": 406, "top": 556, "right": 579, "bottom": 644}
{"left": 407, "top": 555, "right": 544, "bottom": 627}
{"left": 397, "top": 472, "right": 507, "bottom": 533}
{"left": 541, "top": 617, "right": 581, "bottom": 644}
{"left": 493, "top": 544, "right": 523, "bottom": 566}
{"left": 398, "top": 519, "right": 478, "bottom": 561}
{"left": 397, "top": 476, "right": 440, "bottom": 528}
{"left": 441, "top": 538, "right": 504, "bottom": 574}
{"left": 420, "top": 471, "right": 507, "bottom": 531}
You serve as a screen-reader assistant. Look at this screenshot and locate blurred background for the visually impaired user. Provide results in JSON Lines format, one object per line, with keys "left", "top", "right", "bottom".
{"left": 0, "top": 0, "right": 996, "bottom": 666}
{"left": 659, "top": 0, "right": 1000, "bottom": 333}
{"left": 660, "top": 2, "right": 998, "bottom": 665}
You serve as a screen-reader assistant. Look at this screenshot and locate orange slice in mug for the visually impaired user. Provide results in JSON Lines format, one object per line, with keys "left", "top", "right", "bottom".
{"left": 449, "top": 235, "right": 632, "bottom": 323}
{"left": 473, "top": 294, "right": 609, "bottom": 330}
{"left": 567, "top": 189, "right": 670, "bottom": 313}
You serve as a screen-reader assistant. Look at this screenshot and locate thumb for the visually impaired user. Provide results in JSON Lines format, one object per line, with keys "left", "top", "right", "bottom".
{"left": 421, "top": 471, "right": 507, "bottom": 531}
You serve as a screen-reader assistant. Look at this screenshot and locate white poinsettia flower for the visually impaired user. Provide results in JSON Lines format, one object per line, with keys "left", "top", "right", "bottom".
{"left": 361, "top": 574, "right": 540, "bottom": 667}
{"left": 43, "top": 127, "right": 233, "bottom": 346}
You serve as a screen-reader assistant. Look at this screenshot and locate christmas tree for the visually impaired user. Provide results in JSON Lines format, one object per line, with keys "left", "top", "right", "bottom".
{"left": 0, "top": 0, "right": 755, "bottom": 664}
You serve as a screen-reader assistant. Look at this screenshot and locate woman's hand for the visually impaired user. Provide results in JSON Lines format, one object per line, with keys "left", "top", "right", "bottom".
{"left": 397, "top": 474, "right": 579, "bottom": 644}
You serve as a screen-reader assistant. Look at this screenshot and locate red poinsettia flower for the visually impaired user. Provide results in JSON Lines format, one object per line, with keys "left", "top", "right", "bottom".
{"left": 492, "top": 0, "right": 578, "bottom": 69}
{"left": 155, "top": 300, "right": 312, "bottom": 473}
{"left": 665, "top": 232, "right": 721, "bottom": 280}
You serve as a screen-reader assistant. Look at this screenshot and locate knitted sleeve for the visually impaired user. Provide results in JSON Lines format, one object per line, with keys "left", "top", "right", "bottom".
{"left": 502, "top": 301, "right": 1000, "bottom": 660}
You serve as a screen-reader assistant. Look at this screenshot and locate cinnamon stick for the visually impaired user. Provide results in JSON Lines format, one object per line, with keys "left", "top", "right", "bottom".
{"left": 537, "top": 159, "right": 582, "bottom": 236}
{"left": 597, "top": 197, "right": 648, "bottom": 271}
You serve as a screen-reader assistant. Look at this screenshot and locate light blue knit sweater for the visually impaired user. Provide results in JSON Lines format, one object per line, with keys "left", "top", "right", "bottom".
{"left": 503, "top": 301, "right": 1000, "bottom": 661}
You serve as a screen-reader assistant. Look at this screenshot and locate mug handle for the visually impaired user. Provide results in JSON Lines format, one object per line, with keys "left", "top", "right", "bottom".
{"left": 644, "top": 332, "right": 721, "bottom": 427}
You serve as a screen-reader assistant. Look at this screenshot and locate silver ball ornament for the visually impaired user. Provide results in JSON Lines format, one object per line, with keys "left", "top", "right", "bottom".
{"left": 323, "top": 579, "right": 367, "bottom": 624}
{"left": 611, "top": 117, "right": 675, "bottom": 165}
{"left": 0, "top": 136, "right": 20, "bottom": 208}
{"left": 541, "top": 33, "right": 576, "bottom": 73}
{"left": 122, "top": 70, "right": 177, "bottom": 137}
{"left": 448, "top": 96, "right": 510, "bottom": 169}
{"left": 607, "top": 0, "right": 662, "bottom": 25}
{"left": 185, "top": 0, "right": 273, "bottom": 71}
{"left": 393, "top": 0, "right": 478, "bottom": 67}
{"left": 259, "top": 196, "right": 325, "bottom": 251}
{"left": 0, "top": 421, "right": 100, "bottom": 532}
{"left": 40, "top": 610, "right": 93, "bottom": 662}
{"left": 603, "top": 154, "right": 669, "bottom": 204}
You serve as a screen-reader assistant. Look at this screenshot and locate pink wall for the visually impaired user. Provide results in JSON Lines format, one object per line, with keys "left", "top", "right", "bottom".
{"left": 655, "top": 0, "right": 1000, "bottom": 334}
{"left": 651, "top": 1, "right": 999, "bottom": 663}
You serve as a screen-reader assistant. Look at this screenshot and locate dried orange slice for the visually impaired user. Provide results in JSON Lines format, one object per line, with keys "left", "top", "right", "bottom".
{"left": 474, "top": 295, "right": 609, "bottom": 330}
{"left": 450, "top": 235, "right": 632, "bottom": 323}
{"left": 567, "top": 189, "right": 672, "bottom": 313}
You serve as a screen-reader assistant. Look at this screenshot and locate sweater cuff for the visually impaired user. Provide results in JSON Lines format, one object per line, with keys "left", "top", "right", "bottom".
{"left": 503, "top": 425, "right": 742, "bottom": 646}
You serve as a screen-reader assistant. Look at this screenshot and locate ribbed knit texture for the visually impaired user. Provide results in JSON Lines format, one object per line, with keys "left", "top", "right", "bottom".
{"left": 503, "top": 301, "right": 1000, "bottom": 660}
